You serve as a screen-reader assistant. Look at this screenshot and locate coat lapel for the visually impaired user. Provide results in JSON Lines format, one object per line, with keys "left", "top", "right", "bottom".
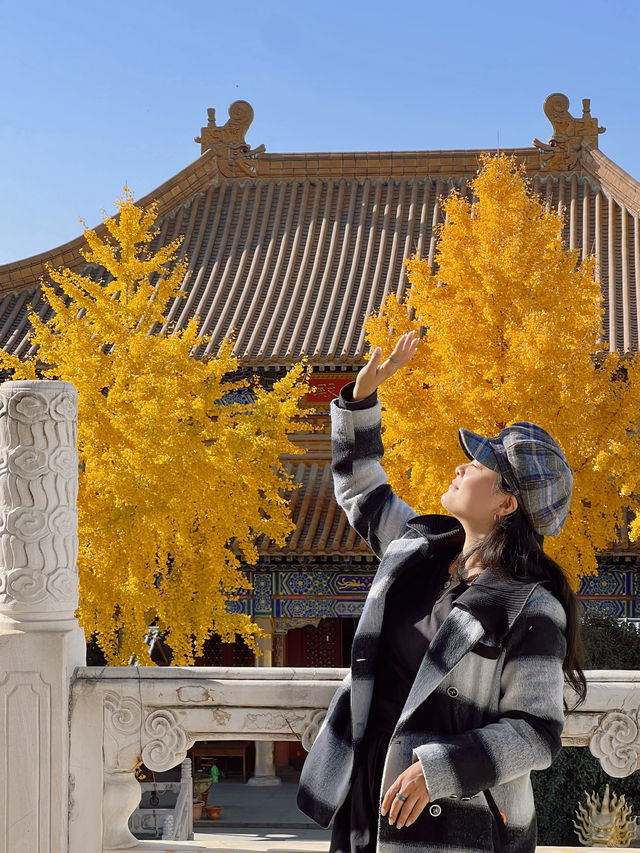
{"left": 350, "top": 536, "right": 425, "bottom": 743}
{"left": 391, "top": 515, "right": 546, "bottom": 733}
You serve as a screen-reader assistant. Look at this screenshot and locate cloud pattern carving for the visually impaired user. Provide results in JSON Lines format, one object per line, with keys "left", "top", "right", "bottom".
{"left": 0, "top": 383, "right": 79, "bottom": 612}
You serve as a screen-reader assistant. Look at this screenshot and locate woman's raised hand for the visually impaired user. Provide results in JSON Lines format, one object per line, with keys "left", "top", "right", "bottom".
{"left": 353, "top": 330, "right": 420, "bottom": 401}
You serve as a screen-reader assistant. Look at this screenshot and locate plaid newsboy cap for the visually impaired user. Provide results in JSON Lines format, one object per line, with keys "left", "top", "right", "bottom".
{"left": 457, "top": 420, "right": 573, "bottom": 537}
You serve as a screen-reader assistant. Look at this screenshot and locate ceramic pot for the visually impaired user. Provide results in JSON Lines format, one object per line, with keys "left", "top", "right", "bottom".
{"left": 193, "top": 800, "right": 204, "bottom": 820}
{"left": 205, "top": 805, "right": 222, "bottom": 820}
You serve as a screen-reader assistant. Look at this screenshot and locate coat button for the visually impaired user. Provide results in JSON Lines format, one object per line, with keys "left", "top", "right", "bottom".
{"left": 429, "top": 804, "right": 442, "bottom": 817}
{"left": 447, "top": 686, "right": 459, "bottom": 698}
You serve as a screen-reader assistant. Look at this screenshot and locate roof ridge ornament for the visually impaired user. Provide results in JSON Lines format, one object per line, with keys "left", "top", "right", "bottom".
{"left": 194, "top": 100, "right": 265, "bottom": 178}
{"left": 533, "top": 92, "right": 606, "bottom": 171}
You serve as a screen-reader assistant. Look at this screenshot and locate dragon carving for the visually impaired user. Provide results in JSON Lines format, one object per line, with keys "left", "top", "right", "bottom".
{"left": 195, "top": 100, "right": 265, "bottom": 178}
{"left": 573, "top": 783, "right": 638, "bottom": 847}
{"left": 533, "top": 92, "right": 605, "bottom": 171}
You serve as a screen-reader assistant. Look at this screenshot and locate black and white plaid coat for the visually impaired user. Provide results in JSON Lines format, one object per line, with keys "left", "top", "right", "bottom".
{"left": 296, "top": 392, "right": 568, "bottom": 853}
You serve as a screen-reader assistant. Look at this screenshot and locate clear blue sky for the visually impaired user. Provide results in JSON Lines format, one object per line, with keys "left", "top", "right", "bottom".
{"left": 2, "top": 0, "right": 638, "bottom": 264}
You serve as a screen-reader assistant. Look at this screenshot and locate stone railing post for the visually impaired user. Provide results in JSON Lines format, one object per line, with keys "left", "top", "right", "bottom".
{"left": 181, "top": 757, "right": 194, "bottom": 840}
{"left": 0, "top": 380, "right": 86, "bottom": 853}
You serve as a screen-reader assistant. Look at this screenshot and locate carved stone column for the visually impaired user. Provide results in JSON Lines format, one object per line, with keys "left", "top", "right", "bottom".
{"left": 0, "top": 381, "right": 86, "bottom": 853}
{"left": 248, "top": 616, "right": 282, "bottom": 786}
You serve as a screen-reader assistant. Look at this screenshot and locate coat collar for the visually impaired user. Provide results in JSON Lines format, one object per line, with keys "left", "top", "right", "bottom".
{"left": 405, "top": 512, "right": 466, "bottom": 552}
{"left": 405, "top": 513, "right": 546, "bottom": 642}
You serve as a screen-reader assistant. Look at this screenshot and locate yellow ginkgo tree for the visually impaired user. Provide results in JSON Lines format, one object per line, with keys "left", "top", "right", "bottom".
{"left": 364, "top": 152, "right": 640, "bottom": 589}
{"left": 0, "top": 188, "right": 313, "bottom": 664}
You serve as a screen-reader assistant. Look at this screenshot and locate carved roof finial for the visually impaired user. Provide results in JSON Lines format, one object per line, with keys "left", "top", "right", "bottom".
{"left": 194, "top": 100, "right": 265, "bottom": 179}
{"left": 533, "top": 92, "right": 606, "bottom": 171}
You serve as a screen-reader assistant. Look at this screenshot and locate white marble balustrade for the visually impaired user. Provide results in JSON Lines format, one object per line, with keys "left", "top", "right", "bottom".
{"left": 69, "top": 665, "right": 342, "bottom": 852}
{"left": 67, "top": 664, "right": 640, "bottom": 853}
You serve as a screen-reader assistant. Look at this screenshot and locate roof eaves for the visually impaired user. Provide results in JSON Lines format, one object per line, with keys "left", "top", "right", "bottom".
{"left": 580, "top": 145, "right": 640, "bottom": 214}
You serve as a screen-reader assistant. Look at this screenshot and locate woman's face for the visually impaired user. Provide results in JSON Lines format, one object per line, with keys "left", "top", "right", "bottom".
{"left": 440, "top": 458, "right": 513, "bottom": 529}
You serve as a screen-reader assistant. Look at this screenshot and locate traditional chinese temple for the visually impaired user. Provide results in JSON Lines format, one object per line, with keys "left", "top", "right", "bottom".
{"left": 1, "top": 94, "right": 638, "bottom": 767}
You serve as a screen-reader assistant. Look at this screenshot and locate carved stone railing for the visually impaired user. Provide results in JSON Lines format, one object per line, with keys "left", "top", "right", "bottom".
{"left": 69, "top": 665, "right": 343, "bottom": 852}
{"left": 67, "top": 663, "right": 640, "bottom": 853}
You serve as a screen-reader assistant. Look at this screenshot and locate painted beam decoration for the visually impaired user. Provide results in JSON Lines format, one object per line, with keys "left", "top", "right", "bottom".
{"left": 225, "top": 566, "right": 376, "bottom": 627}
{"left": 223, "top": 559, "right": 639, "bottom": 627}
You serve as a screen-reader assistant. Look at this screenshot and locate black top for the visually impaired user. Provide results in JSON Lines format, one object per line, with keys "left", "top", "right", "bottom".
{"left": 367, "top": 559, "right": 469, "bottom": 733}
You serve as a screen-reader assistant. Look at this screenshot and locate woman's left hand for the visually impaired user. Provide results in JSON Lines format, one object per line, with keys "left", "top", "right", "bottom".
{"left": 380, "top": 760, "right": 431, "bottom": 828}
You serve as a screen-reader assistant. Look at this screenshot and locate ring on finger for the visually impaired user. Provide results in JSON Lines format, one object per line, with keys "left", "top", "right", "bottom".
{"left": 395, "top": 792, "right": 408, "bottom": 802}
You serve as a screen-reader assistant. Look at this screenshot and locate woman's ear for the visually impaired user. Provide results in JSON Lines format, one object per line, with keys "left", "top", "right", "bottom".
{"left": 500, "top": 493, "right": 519, "bottom": 516}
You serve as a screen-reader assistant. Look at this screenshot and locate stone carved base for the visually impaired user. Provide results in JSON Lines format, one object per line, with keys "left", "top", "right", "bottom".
{"left": 103, "top": 770, "right": 142, "bottom": 849}
{"left": 0, "top": 624, "right": 85, "bottom": 853}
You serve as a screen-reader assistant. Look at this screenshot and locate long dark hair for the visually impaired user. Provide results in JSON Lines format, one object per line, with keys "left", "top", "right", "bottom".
{"left": 448, "top": 473, "right": 587, "bottom": 714}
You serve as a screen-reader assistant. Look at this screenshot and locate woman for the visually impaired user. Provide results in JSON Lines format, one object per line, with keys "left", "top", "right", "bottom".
{"left": 297, "top": 330, "right": 587, "bottom": 853}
